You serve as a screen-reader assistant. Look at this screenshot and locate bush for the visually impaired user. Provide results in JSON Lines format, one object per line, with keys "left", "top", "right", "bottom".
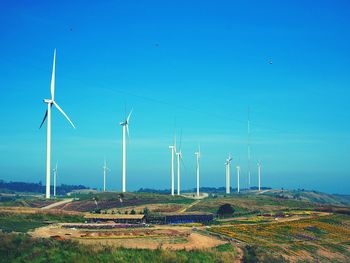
{"left": 217, "top": 204, "right": 235, "bottom": 218}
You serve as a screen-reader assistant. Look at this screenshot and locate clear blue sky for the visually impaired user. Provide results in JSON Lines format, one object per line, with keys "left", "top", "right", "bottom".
{"left": 0, "top": 1, "right": 349, "bottom": 194}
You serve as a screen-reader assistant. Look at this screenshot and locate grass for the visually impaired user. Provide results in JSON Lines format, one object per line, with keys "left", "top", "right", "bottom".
{"left": 209, "top": 214, "right": 350, "bottom": 262}
{"left": 0, "top": 212, "right": 85, "bottom": 233}
{"left": 0, "top": 232, "right": 237, "bottom": 263}
{"left": 187, "top": 195, "right": 318, "bottom": 215}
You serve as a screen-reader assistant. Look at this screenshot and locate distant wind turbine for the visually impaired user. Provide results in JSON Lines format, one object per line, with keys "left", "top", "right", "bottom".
{"left": 225, "top": 155, "right": 232, "bottom": 194}
{"left": 119, "top": 109, "right": 132, "bottom": 192}
{"left": 247, "top": 108, "right": 251, "bottom": 190}
{"left": 169, "top": 133, "right": 176, "bottom": 196}
{"left": 39, "top": 49, "right": 75, "bottom": 199}
{"left": 236, "top": 165, "right": 240, "bottom": 193}
{"left": 53, "top": 161, "right": 58, "bottom": 197}
{"left": 257, "top": 161, "right": 261, "bottom": 192}
{"left": 176, "top": 132, "right": 184, "bottom": 195}
{"left": 103, "top": 159, "right": 110, "bottom": 192}
{"left": 195, "top": 146, "right": 201, "bottom": 197}
{"left": 176, "top": 150, "right": 183, "bottom": 195}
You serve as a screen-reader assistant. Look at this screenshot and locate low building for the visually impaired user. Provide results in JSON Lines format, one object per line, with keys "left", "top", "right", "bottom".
{"left": 164, "top": 213, "right": 214, "bottom": 224}
{"left": 84, "top": 214, "right": 145, "bottom": 224}
{"left": 148, "top": 212, "right": 214, "bottom": 224}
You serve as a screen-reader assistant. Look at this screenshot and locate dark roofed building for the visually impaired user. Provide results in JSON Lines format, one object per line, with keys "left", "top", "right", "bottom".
{"left": 148, "top": 212, "right": 213, "bottom": 224}
{"left": 164, "top": 213, "right": 213, "bottom": 224}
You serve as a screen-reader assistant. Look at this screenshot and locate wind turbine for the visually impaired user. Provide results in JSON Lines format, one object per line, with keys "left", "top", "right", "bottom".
{"left": 257, "top": 161, "right": 261, "bottom": 192}
{"left": 53, "top": 161, "right": 58, "bottom": 197}
{"left": 247, "top": 108, "right": 251, "bottom": 190}
{"left": 119, "top": 109, "right": 132, "bottom": 193}
{"left": 195, "top": 146, "right": 201, "bottom": 197}
{"left": 236, "top": 165, "right": 240, "bottom": 193}
{"left": 176, "top": 132, "right": 184, "bottom": 195}
{"left": 169, "top": 131, "right": 177, "bottom": 196}
{"left": 176, "top": 150, "right": 183, "bottom": 195}
{"left": 39, "top": 49, "right": 75, "bottom": 199}
{"left": 225, "top": 155, "right": 232, "bottom": 194}
{"left": 103, "top": 159, "right": 111, "bottom": 192}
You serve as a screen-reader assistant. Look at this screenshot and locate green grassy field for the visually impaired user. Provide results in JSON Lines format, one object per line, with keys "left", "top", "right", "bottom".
{"left": 0, "top": 232, "right": 237, "bottom": 263}
{"left": 0, "top": 213, "right": 85, "bottom": 233}
{"left": 209, "top": 214, "right": 350, "bottom": 262}
{"left": 186, "top": 194, "right": 318, "bottom": 215}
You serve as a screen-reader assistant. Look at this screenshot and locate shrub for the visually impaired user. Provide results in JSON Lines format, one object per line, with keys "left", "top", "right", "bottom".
{"left": 217, "top": 204, "right": 235, "bottom": 218}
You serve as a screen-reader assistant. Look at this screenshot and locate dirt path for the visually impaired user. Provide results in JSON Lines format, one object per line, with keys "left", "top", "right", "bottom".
{"left": 234, "top": 246, "right": 244, "bottom": 263}
{"left": 177, "top": 200, "right": 201, "bottom": 213}
{"left": 162, "top": 232, "right": 225, "bottom": 250}
{"left": 41, "top": 199, "right": 74, "bottom": 210}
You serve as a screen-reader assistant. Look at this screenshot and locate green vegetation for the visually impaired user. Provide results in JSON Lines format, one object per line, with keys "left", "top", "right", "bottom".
{"left": 242, "top": 245, "right": 286, "bottom": 263}
{"left": 0, "top": 232, "right": 237, "bottom": 263}
{"left": 0, "top": 213, "right": 84, "bottom": 233}
{"left": 214, "top": 243, "right": 234, "bottom": 252}
{"left": 210, "top": 214, "right": 350, "bottom": 262}
{"left": 187, "top": 194, "right": 319, "bottom": 215}
{"left": 217, "top": 204, "right": 235, "bottom": 218}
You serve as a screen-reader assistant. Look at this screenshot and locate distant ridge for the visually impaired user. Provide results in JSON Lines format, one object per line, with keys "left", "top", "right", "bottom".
{"left": 0, "top": 180, "right": 88, "bottom": 196}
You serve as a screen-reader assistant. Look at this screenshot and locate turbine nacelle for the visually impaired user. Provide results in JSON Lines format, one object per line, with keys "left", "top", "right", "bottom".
{"left": 44, "top": 99, "right": 53, "bottom": 103}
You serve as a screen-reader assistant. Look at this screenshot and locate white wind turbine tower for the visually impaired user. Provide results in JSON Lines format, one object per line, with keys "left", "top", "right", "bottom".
{"left": 39, "top": 49, "right": 75, "bottom": 199}
{"left": 225, "top": 155, "right": 232, "bottom": 194}
{"left": 176, "top": 150, "right": 183, "bottom": 195}
{"left": 176, "top": 133, "right": 184, "bottom": 195}
{"left": 257, "top": 161, "right": 261, "bottom": 192}
{"left": 169, "top": 133, "right": 176, "bottom": 196}
{"left": 103, "top": 159, "right": 111, "bottom": 192}
{"left": 236, "top": 165, "right": 240, "bottom": 193}
{"left": 53, "top": 161, "right": 58, "bottom": 197}
{"left": 195, "top": 146, "right": 201, "bottom": 197}
{"left": 247, "top": 108, "right": 251, "bottom": 190}
{"left": 119, "top": 109, "right": 132, "bottom": 193}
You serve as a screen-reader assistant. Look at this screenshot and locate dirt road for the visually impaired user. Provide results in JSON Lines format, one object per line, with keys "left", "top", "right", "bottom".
{"left": 177, "top": 200, "right": 201, "bottom": 213}
{"left": 41, "top": 199, "right": 74, "bottom": 210}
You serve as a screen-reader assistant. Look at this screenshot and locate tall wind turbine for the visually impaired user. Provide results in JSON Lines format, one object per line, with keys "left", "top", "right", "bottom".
{"left": 236, "top": 165, "right": 240, "bottom": 193}
{"left": 257, "top": 161, "right": 261, "bottom": 192}
{"left": 119, "top": 109, "right": 132, "bottom": 193}
{"left": 40, "top": 49, "right": 75, "bottom": 199}
{"left": 225, "top": 155, "right": 232, "bottom": 194}
{"left": 195, "top": 146, "right": 201, "bottom": 197}
{"left": 176, "top": 132, "right": 183, "bottom": 195}
{"left": 169, "top": 134, "right": 176, "bottom": 196}
{"left": 103, "top": 159, "right": 110, "bottom": 192}
{"left": 176, "top": 150, "right": 183, "bottom": 195}
{"left": 247, "top": 108, "right": 251, "bottom": 190}
{"left": 53, "top": 161, "right": 58, "bottom": 197}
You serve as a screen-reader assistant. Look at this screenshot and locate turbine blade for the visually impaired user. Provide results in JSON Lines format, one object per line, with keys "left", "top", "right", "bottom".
{"left": 127, "top": 109, "right": 133, "bottom": 123}
{"left": 39, "top": 110, "right": 48, "bottom": 129}
{"left": 52, "top": 101, "right": 76, "bottom": 129}
{"left": 51, "top": 49, "right": 56, "bottom": 100}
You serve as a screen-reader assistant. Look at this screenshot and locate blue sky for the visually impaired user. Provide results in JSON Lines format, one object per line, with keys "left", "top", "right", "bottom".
{"left": 0, "top": 1, "right": 349, "bottom": 194}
